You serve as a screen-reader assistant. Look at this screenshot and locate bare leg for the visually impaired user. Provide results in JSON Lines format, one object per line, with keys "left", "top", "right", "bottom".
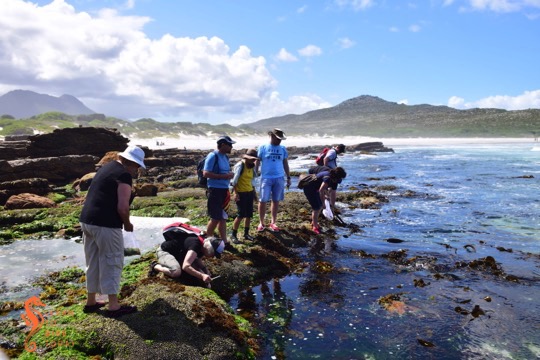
{"left": 270, "top": 200, "right": 279, "bottom": 225}
{"left": 258, "top": 201, "right": 267, "bottom": 227}
{"left": 312, "top": 208, "right": 322, "bottom": 228}
{"left": 108, "top": 294, "right": 120, "bottom": 311}
{"left": 86, "top": 292, "right": 98, "bottom": 306}
{"left": 206, "top": 218, "right": 220, "bottom": 237}
{"left": 244, "top": 217, "right": 251, "bottom": 233}
{"left": 218, "top": 220, "right": 227, "bottom": 242}
{"left": 232, "top": 217, "right": 242, "bottom": 232}
{"left": 154, "top": 264, "right": 182, "bottom": 278}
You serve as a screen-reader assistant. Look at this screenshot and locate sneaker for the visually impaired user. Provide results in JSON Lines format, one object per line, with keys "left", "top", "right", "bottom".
{"left": 312, "top": 226, "right": 321, "bottom": 235}
{"left": 148, "top": 261, "right": 158, "bottom": 277}
{"left": 231, "top": 234, "right": 241, "bottom": 244}
{"left": 257, "top": 224, "right": 265, "bottom": 232}
{"left": 269, "top": 223, "right": 280, "bottom": 232}
{"left": 244, "top": 234, "right": 255, "bottom": 241}
{"left": 105, "top": 305, "right": 137, "bottom": 318}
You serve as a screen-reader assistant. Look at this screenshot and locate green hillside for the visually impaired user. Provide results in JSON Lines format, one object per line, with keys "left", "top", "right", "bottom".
{"left": 1, "top": 95, "right": 539, "bottom": 139}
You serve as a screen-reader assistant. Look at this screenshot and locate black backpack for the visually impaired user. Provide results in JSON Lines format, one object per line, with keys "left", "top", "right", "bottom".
{"left": 197, "top": 150, "right": 219, "bottom": 187}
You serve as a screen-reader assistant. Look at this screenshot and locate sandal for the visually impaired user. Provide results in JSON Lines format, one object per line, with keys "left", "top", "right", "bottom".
{"left": 257, "top": 224, "right": 265, "bottom": 232}
{"left": 105, "top": 305, "right": 137, "bottom": 318}
{"left": 269, "top": 223, "right": 280, "bottom": 232}
{"left": 83, "top": 302, "right": 106, "bottom": 313}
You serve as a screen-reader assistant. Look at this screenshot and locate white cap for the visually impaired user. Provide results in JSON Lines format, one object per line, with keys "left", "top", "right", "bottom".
{"left": 118, "top": 145, "right": 146, "bottom": 169}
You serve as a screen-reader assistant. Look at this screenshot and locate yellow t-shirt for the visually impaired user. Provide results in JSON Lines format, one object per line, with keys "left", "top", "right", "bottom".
{"left": 236, "top": 164, "right": 254, "bottom": 192}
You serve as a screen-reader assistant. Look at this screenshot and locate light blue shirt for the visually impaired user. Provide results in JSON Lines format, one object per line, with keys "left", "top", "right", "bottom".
{"left": 204, "top": 151, "right": 230, "bottom": 189}
{"left": 257, "top": 144, "right": 288, "bottom": 179}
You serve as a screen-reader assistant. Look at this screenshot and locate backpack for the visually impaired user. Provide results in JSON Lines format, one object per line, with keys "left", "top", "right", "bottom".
{"left": 315, "top": 147, "right": 330, "bottom": 166}
{"left": 163, "top": 222, "right": 205, "bottom": 244}
{"left": 197, "top": 150, "right": 219, "bottom": 188}
{"left": 297, "top": 173, "right": 318, "bottom": 189}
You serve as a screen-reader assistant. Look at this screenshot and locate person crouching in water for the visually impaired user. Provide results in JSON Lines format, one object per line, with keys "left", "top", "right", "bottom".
{"left": 151, "top": 236, "right": 225, "bottom": 288}
{"left": 303, "top": 166, "right": 347, "bottom": 234}
{"left": 230, "top": 148, "right": 259, "bottom": 243}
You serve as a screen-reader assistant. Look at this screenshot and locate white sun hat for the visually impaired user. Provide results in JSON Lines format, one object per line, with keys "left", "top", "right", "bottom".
{"left": 118, "top": 145, "right": 146, "bottom": 169}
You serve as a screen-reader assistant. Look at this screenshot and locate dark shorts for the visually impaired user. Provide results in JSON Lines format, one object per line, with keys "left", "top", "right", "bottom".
{"left": 207, "top": 187, "right": 230, "bottom": 220}
{"left": 235, "top": 191, "right": 255, "bottom": 218}
{"left": 304, "top": 186, "right": 323, "bottom": 211}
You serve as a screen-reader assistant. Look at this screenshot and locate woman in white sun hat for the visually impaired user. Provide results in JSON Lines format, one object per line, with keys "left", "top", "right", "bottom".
{"left": 79, "top": 144, "right": 146, "bottom": 318}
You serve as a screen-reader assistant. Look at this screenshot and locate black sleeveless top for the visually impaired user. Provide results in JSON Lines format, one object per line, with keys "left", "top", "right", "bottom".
{"left": 80, "top": 161, "right": 132, "bottom": 228}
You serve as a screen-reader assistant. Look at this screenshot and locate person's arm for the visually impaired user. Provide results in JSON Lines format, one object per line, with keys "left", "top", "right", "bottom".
{"left": 117, "top": 182, "right": 133, "bottom": 231}
{"left": 283, "top": 158, "right": 291, "bottom": 188}
{"left": 318, "top": 181, "right": 329, "bottom": 203}
{"left": 182, "top": 250, "right": 211, "bottom": 284}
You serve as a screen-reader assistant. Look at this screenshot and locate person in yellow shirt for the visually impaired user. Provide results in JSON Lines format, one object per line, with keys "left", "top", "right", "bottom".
{"left": 230, "top": 149, "right": 259, "bottom": 243}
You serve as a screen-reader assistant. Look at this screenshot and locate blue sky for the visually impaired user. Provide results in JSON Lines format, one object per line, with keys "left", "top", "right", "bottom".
{"left": 1, "top": 0, "right": 539, "bottom": 125}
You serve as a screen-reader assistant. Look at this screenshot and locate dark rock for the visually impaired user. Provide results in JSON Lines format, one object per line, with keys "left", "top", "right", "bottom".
{"left": 0, "top": 178, "right": 51, "bottom": 205}
{"left": 27, "top": 127, "right": 129, "bottom": 158}
{"left": 0, "top": 155, "right": 99, "bottom": 184}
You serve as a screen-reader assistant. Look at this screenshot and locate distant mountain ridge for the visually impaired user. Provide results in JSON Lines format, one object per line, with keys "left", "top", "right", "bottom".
{"left": 248, "top": 95, "right": 540, "bottom": 137}
{"left": 0, "top": 92, "right": 538, "bottom": 138}
{"left": 0, "top": 90, "right": 95, "bottom": 118}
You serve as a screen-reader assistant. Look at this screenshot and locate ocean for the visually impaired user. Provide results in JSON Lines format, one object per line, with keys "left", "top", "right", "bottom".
{"left": 230, "top": 142, "right": 540, "bottom": 359}
{"left": 1, "top": 142, "right": 539, "bottom": 359}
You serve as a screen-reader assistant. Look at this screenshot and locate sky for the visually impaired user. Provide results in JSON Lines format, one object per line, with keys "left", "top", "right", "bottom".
{"left": 1, "top": 0, "right": 539, "bottom": 125}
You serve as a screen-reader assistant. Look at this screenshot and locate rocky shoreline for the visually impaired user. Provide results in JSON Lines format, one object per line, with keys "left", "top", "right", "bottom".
{"left": 0, "top": 127, "right": 394, "bottom": 359}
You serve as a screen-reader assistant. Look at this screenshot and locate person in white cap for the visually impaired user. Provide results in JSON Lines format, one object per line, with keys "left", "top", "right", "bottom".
{"left": 79, "top": 144, "right": 146, "bottom": 318}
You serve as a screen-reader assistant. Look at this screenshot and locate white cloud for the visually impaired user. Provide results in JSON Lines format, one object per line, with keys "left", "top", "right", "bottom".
{"left": 447, "top": 90, "right": 540, "bottom": 110}
{"left": 334, "top": 0, "right": 375, "bottom": 11}
{"left": 298, "top": 45, "right": 323, "bottom": 57}
{"left": 398, "top": 99, "right": 409, "bottom": 105}
{"left": 337, "top": 37, "right": 356, "bottom": 49}
{"left": 389, "top": 26, "right": 400, "bottom": 32}
{"left": 275, "top": 48, "right": 298, "bottom": 62}
{"left": 409, "top": 24, "right": 422, "bottom": 32}
{"left": 465, "top": 0, "right": 540, "bottom": 13}
{"left": 228, "top": 91, "right": 332, "bottom": 125}
{"left": 0, "top": 0, "right": 277, "bottom": 120}
{"left": 297, "top": 5, "right": 308, "bottom": 13}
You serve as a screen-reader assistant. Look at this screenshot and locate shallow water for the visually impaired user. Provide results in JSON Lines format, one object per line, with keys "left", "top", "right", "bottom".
{"left": 231, "top": 143, "right": 540, "bottom": 359}
{"left": 0, "top": 217, "right": 186, "bottom": 302}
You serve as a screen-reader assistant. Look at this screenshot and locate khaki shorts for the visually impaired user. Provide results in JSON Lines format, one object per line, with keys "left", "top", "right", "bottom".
{"left": 157, "top": 247, "right": 181, "bottom": 271}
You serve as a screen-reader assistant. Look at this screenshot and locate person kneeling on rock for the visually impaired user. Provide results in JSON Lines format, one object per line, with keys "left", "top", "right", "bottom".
{"left": 150, "top": 235, "right": 225, "bottom": 288}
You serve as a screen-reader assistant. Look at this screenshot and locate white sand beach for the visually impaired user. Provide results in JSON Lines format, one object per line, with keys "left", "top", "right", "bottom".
{"left": 130, "top": 135, "right": 536, "bottom": 150}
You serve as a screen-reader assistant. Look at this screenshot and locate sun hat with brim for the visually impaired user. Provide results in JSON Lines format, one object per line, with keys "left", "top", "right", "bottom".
{"left": 268, "top": 128, "right": 287, "bottom": 140}
{"left": 217, "top": 135, "right": 236, "bottom": 145}
{"left": 209, "top": 237, "right": 225, "bottom": 258}
{"left": 243, "top": 148, "right": 259, "bottom": 160}
{"left": 118, "top": 145, "right": 146, "bottom": 169}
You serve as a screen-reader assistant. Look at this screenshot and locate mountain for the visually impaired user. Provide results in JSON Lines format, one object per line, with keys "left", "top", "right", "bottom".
{"left": 0, "top": 90, "right": 95, "bottom": 118}
{"left": 247, "top": 95, "right": 540, "bottom": 137}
